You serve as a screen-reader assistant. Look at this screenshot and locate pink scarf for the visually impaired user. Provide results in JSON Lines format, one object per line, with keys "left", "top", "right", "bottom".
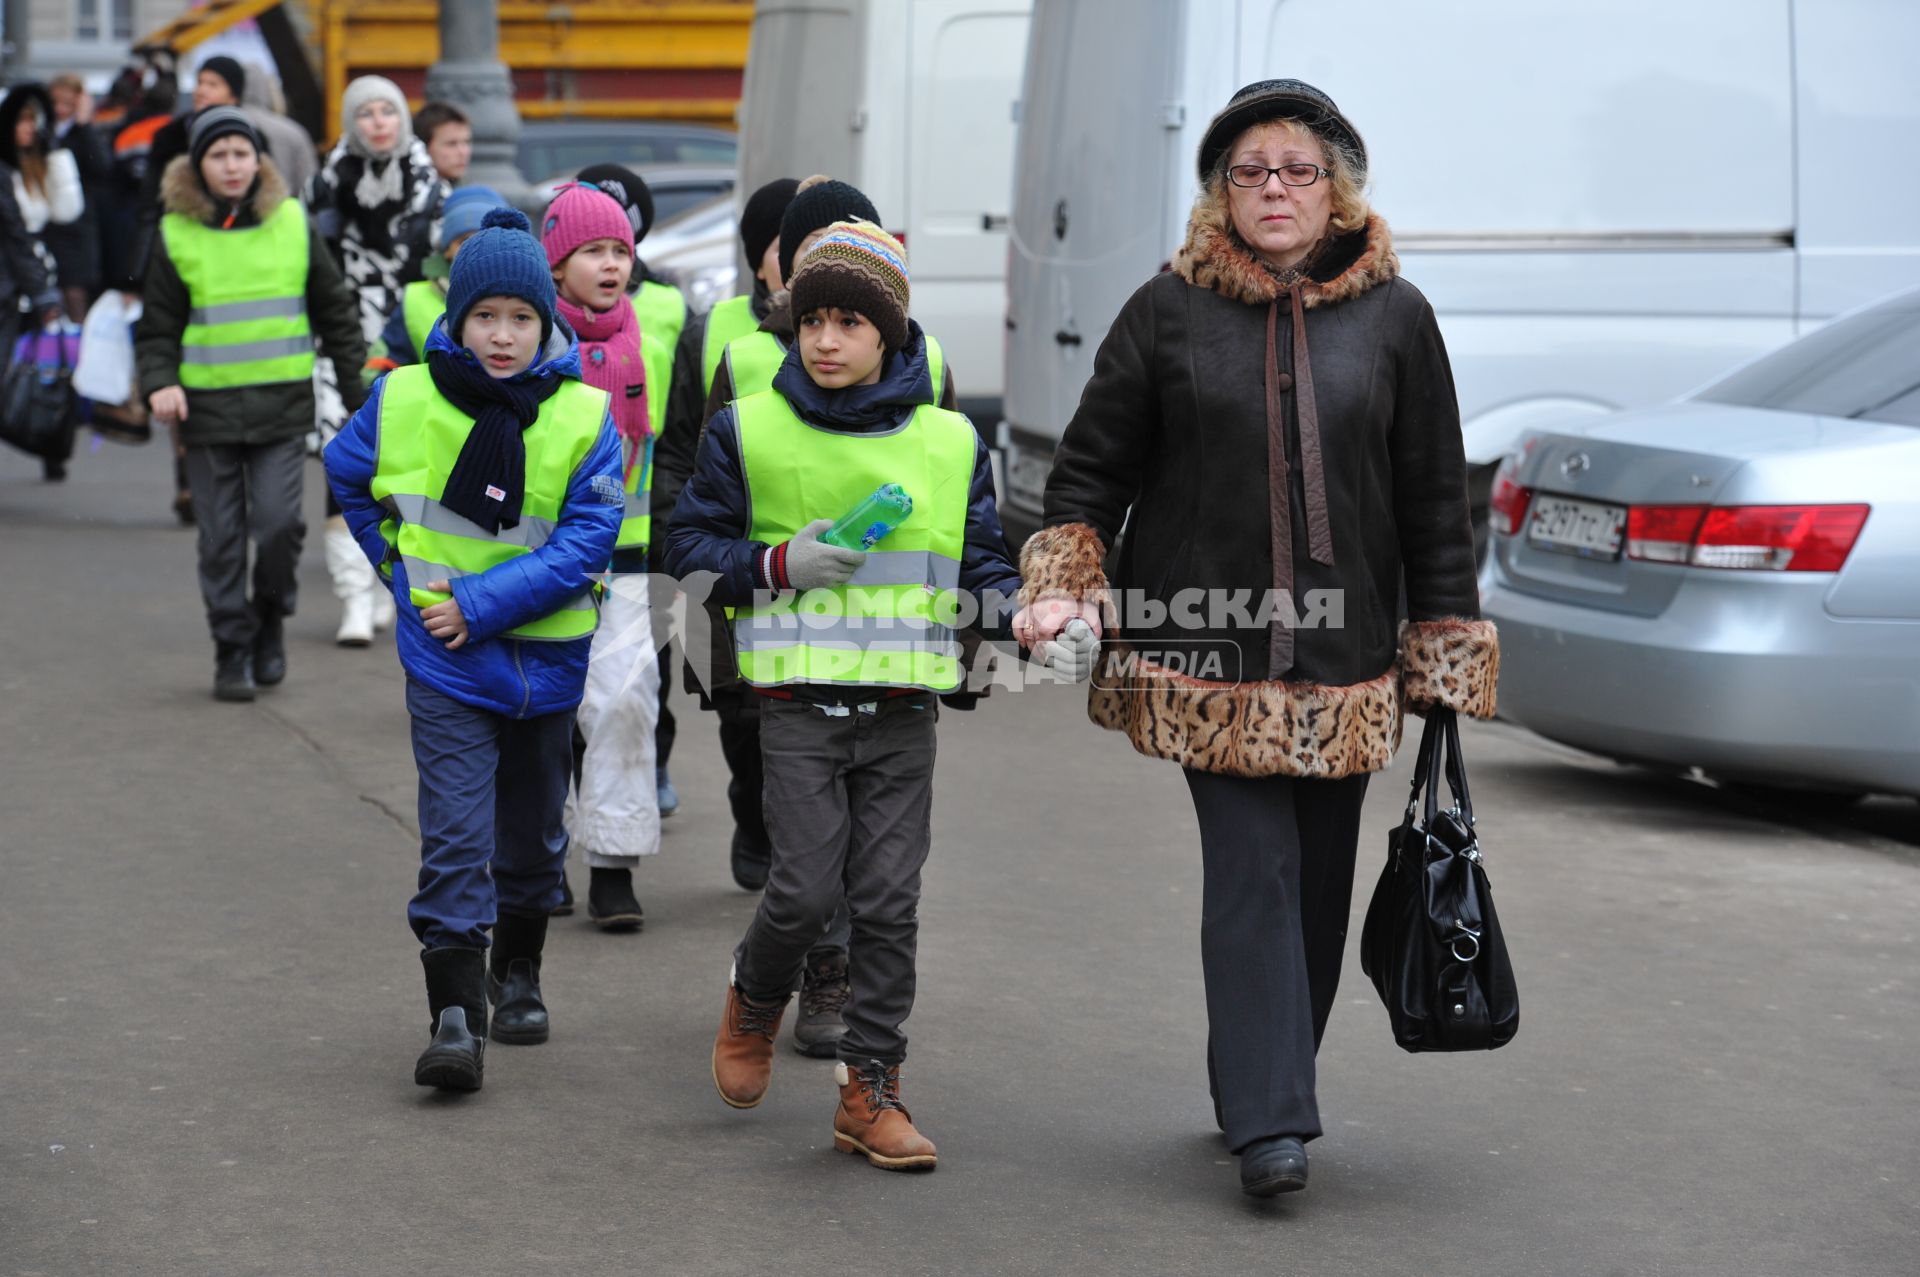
{"left": 556, "top": 293, "right": 649, "bottom": 482}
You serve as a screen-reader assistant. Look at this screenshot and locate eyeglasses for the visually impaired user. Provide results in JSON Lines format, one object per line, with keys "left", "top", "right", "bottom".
{"left": 1227, "top": 162, "right": 1331, "bottom": 189}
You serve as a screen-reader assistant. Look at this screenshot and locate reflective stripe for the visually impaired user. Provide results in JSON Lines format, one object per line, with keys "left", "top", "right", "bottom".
{"left": 400, "top": 554, "right": 596, "bottom": 612}
{"left": 846, "top": 550, "right": 961, "bottom": 591}
{"left": 188, "top": 296, "right": 307, "bottom": 326}
{"left": 180, "top": 334, "right": 316, "bottom": 366}
{"left": 382, "top": 492, "right": 559, "bottom": 549}
{"left": 734, "top": 614, "right": 959, "bottom": 650}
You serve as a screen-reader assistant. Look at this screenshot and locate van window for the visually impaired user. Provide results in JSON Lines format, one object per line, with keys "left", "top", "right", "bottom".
{"left": 1694, "top": 292, "right": 1920, "bottom": 425}
{"left": 1258, "top": 0, "right": 1792, "bottom": 236}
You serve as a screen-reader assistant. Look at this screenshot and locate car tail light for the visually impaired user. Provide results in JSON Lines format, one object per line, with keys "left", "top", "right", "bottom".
{"left": 1489, "top": 457, "right": 1533, "bottom": 537}
{"left": 1688, "top": 504, "right": 1871, "bottom": 572}
{"left": 1626, "top": 504, "right": 1708, "bottom": 563}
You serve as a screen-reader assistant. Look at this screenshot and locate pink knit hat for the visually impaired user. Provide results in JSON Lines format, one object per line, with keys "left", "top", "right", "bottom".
{"left": 541, "top": 182, "right": 635, "bottom": 268}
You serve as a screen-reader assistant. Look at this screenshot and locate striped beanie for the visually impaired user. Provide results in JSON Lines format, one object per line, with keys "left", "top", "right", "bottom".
{"left": 787, "top": 220, "right": 910, "bottom": 351}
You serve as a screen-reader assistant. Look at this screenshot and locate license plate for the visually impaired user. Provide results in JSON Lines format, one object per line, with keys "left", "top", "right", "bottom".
{"left": 1007, "top": 449, "right": 1051, "bottom": 510}
{"left": 1527, "top": 495, "right": 1627, "bottom": 560}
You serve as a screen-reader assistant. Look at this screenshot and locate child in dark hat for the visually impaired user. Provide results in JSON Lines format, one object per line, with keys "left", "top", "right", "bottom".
{"left": 134, "top": 104, "right": 366, "bottom": 701}
{"left": 663, "top": 220, "right": 1025, "bottom": 1172}
{"left": 324, "top": 207, "right": 624, "bottom": 1093}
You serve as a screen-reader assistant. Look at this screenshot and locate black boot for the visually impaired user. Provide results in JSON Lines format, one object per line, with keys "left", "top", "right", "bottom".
{"left": 487, "top": 911, "right": 550, "bottom": 1045}
{"left": 730, "top": 829, "right": 770, "bottom": 892}
{"left": 252, "top": 603, "right": 287, "bottom": 687}
{"left": 415, "top": 947, "right": 487, "bottom": 1091}
{"left": 587, "top": 866, "right": 644, "bottom": 931}
{"left": 550, "top": 873, "right": 575, "bottom": 917}
{"left": 213, "top": 642, "right": 256, "bottom": 702}
{"left": 792, "top": 948, "right": 850, "bottom": 1058}
{"left": 1239, "top": 1135, "right": 1309, "bottom": 1197}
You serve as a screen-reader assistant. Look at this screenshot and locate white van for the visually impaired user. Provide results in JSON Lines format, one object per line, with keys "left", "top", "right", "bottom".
{"left": 735, "top": 0, "right": 1033, "bottom": 425}
{"left": 998, "top": 0, "right": 1920, "bottom": 541}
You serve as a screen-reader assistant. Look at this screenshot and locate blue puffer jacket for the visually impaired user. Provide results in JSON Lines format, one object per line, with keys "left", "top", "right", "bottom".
{"left": 663, "top": 320, "right": 1022, "bottom": 630}
{"left": 324, "top": 318, "right": 624, "bottom": 718}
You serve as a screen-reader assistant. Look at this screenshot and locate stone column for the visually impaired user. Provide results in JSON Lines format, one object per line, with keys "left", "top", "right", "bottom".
{"left": 423, "top": 0, "right": 530, "bottom": 205}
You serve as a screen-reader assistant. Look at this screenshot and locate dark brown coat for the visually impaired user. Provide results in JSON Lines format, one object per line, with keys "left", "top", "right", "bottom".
{"left": 1021, "top": 209, "right": 1498, "bottom": 779}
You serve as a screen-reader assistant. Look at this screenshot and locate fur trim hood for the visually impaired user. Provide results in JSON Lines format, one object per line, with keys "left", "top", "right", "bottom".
{"left": 1173, "top": 205, "right": 1400, "bottom": 309}
{"left": 160, "top": 152, "right": 290, "bottom": 224}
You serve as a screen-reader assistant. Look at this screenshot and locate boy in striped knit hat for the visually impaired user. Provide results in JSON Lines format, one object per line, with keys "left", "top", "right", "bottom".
{"left": 663, "top": 221, "right": 1045, "bottom": 1172}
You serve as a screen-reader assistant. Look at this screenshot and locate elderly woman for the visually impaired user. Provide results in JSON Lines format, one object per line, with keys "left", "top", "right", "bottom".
{"left": 1014, "top": 80, "right": 1499, "bottom": 1198}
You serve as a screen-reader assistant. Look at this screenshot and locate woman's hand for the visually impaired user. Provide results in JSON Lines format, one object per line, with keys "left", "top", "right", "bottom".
{"left": 148, "top": 386, "right": 188, "bottom": 423}
{"left": 1013, "top": 597, "right": 1102, "bottom": 649}
{"left": 420, "top": 581, "right": 469, "bottom": 649}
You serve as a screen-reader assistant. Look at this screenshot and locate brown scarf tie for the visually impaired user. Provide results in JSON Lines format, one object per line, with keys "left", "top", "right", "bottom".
{"left": 1263, "top": 286, "right": 1336, "bottom": 679}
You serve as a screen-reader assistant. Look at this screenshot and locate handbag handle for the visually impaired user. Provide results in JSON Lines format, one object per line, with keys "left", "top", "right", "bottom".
{"left": 1441, "top": 710, "right": 1474, "bottom": 828}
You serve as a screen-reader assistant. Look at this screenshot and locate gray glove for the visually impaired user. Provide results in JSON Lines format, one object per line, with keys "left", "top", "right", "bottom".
{"left": 783, "top": 518, "right": 866, "bottom": 591}
{"left": 1041, "top": 618, "right": 1100, "bottom": 682}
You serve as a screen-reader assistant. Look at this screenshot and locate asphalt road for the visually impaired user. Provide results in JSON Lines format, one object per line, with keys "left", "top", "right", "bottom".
{"left": 5, "top": 440, "right": 1918, "bottom": 1276}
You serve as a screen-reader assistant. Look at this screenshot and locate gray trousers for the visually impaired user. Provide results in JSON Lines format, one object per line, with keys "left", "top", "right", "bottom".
{"left": 734, "top": 695, "right": 937, "bottom": 1065}
{"left": 181, "top": 438, "right": 307, "bottom": 647}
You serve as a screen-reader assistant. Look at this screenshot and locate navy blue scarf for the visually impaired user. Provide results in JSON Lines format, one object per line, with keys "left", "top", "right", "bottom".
{"left": 428, "top": 347, "right": 564, "bottom": 535}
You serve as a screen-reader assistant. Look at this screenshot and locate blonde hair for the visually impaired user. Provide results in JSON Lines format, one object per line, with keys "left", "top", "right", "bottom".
{"left": 1196, "top": 117, "right": 1369, "bottom": 244}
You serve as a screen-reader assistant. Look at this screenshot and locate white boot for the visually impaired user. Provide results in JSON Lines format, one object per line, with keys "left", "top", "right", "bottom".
{"left": 325, "top": 518, "right": 376, "bottom": 647}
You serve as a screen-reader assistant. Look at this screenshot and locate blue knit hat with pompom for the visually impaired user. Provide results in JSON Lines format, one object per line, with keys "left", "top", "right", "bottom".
{"left": 444, "top": 207, "right": 559, "bottom": 346}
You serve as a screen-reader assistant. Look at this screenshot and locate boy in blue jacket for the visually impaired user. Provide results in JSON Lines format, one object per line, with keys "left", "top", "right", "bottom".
{"left": 664, "top": 222, "right": 1039, "bottom": 1171}
{"left": 324, "top": 208, "right": 623, "bottom": 1093}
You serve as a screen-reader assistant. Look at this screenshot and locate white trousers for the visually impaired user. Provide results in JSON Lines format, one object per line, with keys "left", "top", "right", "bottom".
{"left": 570, "top": 576, "right": 661, "bottom": 866}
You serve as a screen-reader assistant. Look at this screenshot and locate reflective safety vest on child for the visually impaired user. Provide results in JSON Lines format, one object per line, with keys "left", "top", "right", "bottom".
{"left": 368, "top": 366, "right": 612, "bottom": 642}
{"left": 161, "top": 199, "right": 314, "bottom": 390}
{"left": 730, "top": 390, "right": 975, "bottom": 692}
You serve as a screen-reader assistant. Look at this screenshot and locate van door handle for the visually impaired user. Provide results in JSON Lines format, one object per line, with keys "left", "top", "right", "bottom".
{"left": 1054, "top": 329, "right": 1082, "bottom": 347}
{"left": 981, "top": 213, "right": 1010, "bottom": 231}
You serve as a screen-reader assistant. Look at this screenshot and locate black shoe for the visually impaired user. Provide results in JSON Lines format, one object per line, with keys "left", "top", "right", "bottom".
{"left": 173, "top": 491, "right": 195, "bottom": 526}
{"left": 252, "top": 605, "right": 286, "bottom": 687}
{"left": 550, "top": 874, "right": 575, "bottom": 917}
{"left": 1239, "top": 1135, "right": 1309, "bottom": 1197}
{"left": 42, "top": 458, "right": 66, "bottom": 482}
{"left": 587, "top": 866, "right": 644, "bottom": 931}
{"left": 213, "top": 643, "right": 256, "bottom": 702}
{"left": 415, "top": 947, "right": 487, "bottom": 1091}
{"left": 487, "top": 912, "right": 550, "bottom": 1045}
{"left": 792, "top": 948, "right": 849, "bottom": 1058}
{"left": 730, "top": 829, "right": 770, "bottom": 892}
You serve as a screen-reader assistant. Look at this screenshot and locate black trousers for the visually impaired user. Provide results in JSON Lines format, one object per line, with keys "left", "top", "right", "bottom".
{"left": 181, "top": 437, "right": 307, "bottom": 647}
{"left": 1183, "top": 767, "right": 1371, "bottom": 1153}
{"left": 713, "top": 689, "right": 768, "bottom": 851}
{"left": 734, "top": 697, "right": 935, "bottom": 1064}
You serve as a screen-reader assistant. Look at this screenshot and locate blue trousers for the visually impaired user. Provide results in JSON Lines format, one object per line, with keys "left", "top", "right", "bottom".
{"left": 406, "top": 678, "right": 574, "bottom": 950}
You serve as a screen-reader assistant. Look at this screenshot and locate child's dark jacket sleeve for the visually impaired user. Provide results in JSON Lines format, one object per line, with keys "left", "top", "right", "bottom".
{"left": 660, "top": 404, "right": 770, "bottom": 606}
{"left": 959, "top": 434, "right": 1022, "bottom": 640}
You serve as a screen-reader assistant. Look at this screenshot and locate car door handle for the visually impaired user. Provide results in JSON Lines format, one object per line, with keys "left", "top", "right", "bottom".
{"left": 1054, "top": 329, "right": 1082, "bottom": 347}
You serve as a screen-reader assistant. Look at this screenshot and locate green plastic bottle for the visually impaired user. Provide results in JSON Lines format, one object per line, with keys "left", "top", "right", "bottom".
{"left": 822, "top": 483, "right": 914, "bottom": 551}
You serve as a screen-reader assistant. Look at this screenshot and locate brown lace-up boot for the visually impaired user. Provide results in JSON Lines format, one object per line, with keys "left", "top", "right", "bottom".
{"left": 712, "top": 982, "right": 788, "bottom": 1108}
{"left": 833, "top": 1058, "right": 938, "bottom": 1171}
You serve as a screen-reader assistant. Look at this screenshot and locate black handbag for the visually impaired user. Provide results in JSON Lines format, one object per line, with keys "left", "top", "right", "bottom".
{"left": 0, "top": 326, "right": 79, "bottom": 460}
{"left": 1359, "top": 707, "right": 1519, "bottom": 1052}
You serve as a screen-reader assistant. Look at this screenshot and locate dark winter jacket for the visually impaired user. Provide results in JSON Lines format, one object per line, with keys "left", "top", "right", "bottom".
{"left": 325, "top": 319, "right": 624, "bottom": 718}
{"left": 135, "top": 155, "right": 367, "bottom": 448}
{"left": 45, "top": 117, "right": 108, "bottom": 292}
{"left": 127, "top": 112, "right": 191, "bottom": 286}
{"left": 663, "top": 322, "right": 1021, "bottom": 702}
{"left": 0, "top": 161, "right": 57, "bottom": 314}
{"left": 1023, "top": 209, "right": 1498, "bottom": 779}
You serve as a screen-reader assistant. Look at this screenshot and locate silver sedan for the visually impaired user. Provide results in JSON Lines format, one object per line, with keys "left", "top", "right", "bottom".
{"left": 1479, "top": 288, "right": 1920, "bottom": 801}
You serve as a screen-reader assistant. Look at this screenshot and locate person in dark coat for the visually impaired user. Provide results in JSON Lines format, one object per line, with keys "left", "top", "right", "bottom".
{"left": 0, "top": 83, "right": 73, "bottom": 479}
{"left": 1013, "top": 80, "right": 1501, "bottom": 1199}
{"left": 45, "top": 74, "right": 108, "bottom": 319}
{"left": 136, "top": 109, "right": 366, "bottom": 701}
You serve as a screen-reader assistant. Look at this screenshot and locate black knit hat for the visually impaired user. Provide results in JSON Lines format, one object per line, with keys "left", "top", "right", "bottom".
{"left": 778, "top": 177, "right": 880, "bottom": 286}
{"left": 187, "top": 105, "right": 262, "bottom": 170}
{"left": 1197, "top": 79, "right": 1366, "bottom": 184}
{"left": 740, "top": 177, "right": 800, "bottom": 271}
{"left": 197, "top": 56, "right": 247, "bottom": 103}
{"left": 576, "top": 163, "right": 655, "bottom": 243}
